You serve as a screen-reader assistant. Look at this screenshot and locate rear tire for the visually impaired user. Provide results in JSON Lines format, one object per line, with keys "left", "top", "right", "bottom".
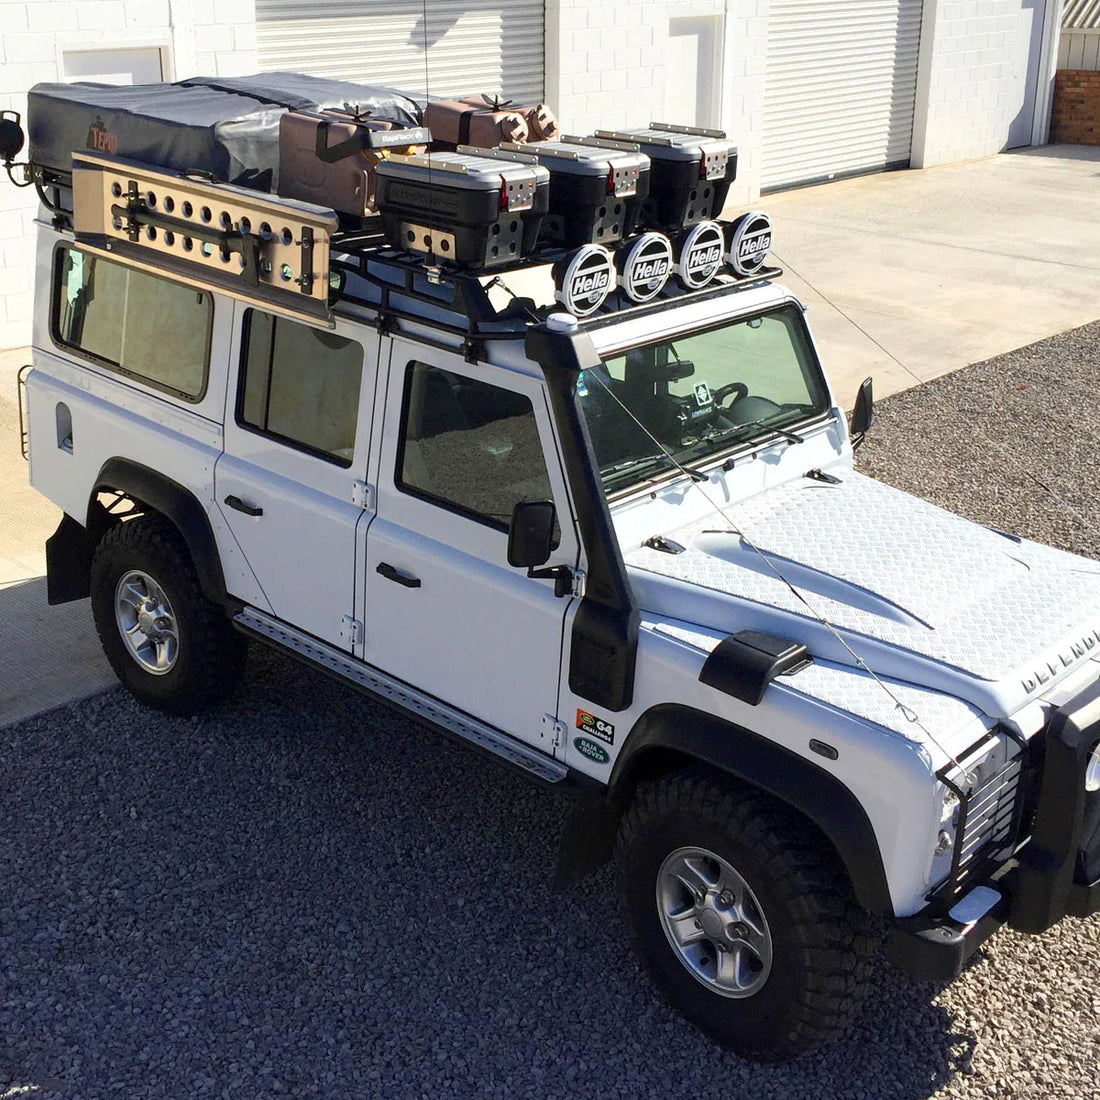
{"left": 90, "top": 515, "right": 245, "bottom": 715}
{"left": 615, "top": 768, "right": 872, "bottom": 1062}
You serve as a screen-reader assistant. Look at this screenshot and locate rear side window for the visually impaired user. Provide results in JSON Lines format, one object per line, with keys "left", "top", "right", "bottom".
{"left": 238, "top": 309, "right": 364, "bottom": 467}
{"left": 397, "top": 361, "right": 555, "bottom": 530}
{"left": 53, "top": 246, "right": 211, "bottom": 401}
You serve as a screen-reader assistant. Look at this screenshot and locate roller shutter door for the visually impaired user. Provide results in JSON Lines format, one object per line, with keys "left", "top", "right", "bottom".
{"left": 761, "top": 0, "right": 923, "bottom": 191}
{"left": 255, "top": 0, "right": 545, "bottom": 105}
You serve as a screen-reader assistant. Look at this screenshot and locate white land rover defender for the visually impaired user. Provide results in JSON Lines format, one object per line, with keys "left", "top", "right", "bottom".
{"left": 2, "top": 74, "right": 1098, "bottom": 1062}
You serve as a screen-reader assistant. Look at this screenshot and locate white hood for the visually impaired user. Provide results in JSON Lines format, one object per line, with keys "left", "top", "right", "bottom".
{"left": 625, "top": 471, "right": 1100, "bottom": 719}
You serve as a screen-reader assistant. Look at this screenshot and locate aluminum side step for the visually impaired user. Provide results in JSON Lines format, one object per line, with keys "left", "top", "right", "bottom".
{"left": 235, "top": 607, "right": 568, "bottom": 784}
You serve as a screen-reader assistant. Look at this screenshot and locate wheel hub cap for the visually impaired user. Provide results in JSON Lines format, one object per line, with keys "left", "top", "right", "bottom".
{"left": 114, "top": 570, "right": 179, "bottom": 675}
{"left": 656, "top": 846, "right": 773, "bottom": 999}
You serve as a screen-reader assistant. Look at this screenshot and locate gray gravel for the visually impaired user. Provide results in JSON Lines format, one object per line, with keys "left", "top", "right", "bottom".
{"left": 3, "top": 325, "right": 1100, "bottom": 1098}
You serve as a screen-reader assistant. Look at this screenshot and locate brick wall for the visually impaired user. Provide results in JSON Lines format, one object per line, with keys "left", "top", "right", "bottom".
{"left": 911, "top": 0, "right": 1052, "bottom": 169}
{"left": 546, "top": 0, "right": 770, "bottom": 208}
{"left": 1051, "top": 69, "right": 1100, "bottom": 145}
{"left": 0, "top": 0, "right": 258, "bottom": 350}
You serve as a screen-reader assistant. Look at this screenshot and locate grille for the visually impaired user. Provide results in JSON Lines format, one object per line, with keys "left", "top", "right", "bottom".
{"left": 938, "top": 729, "right": 1028, "bottom": 900}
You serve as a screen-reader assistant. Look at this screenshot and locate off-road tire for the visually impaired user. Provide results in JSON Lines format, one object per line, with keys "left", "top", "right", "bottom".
{"left": 90, "top": 515, "right": 246, "bottom": 715}
{"left": 616, "top": 767, "right": 873, "bottom": 1061}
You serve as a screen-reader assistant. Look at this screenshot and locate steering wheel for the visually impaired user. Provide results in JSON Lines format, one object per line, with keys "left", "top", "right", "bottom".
{"left": 712, "top": 381, "right": 748, "bottom": 407}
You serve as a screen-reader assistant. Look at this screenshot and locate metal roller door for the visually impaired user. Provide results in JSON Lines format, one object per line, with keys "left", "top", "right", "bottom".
{"left": 255, "top": 0, "right": 545, "bottom": 105}
{"left": 761, "top": 0, "right": 924, "bottom": 191}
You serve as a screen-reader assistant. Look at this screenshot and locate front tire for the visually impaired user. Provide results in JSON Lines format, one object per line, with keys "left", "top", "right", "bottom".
{"left": 90, "top": 515, "right": 245, "bottom": 714}
{"left": 616, "top": 768, "right": 872, "bottom": 1061}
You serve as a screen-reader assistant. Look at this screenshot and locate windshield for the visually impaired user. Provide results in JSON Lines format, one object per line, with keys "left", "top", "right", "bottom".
{"left": 577, "top": 304, "right": 830, "bottom": 492}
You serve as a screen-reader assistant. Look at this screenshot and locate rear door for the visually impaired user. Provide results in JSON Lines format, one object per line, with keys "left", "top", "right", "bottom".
{"left": 215, "top": 305, "right": 378, "bottom": 650}
{"left": 360, "top": 338, "right": 579, "bottom": 750}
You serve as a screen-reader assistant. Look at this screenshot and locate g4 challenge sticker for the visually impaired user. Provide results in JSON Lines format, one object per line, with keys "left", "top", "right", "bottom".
{"left": 576, "top": 709, "right": 615, "bottom": 745}
{"left": 573, "top": 736, "right": 610, "bottom": 765}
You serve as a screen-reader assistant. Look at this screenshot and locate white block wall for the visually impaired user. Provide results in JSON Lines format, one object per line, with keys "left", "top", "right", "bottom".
{"left": 545, "top": 0, "right": 772, "bottom": 209}
{"left": 0, "top": 0, "right": 258, "bottom": 350}
{"left": 911, "top": 0, "right": 1054, "bottom": 167}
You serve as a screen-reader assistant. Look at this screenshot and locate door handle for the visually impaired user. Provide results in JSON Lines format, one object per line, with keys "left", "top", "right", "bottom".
{"left": 224, "top": 494, "right": 263, "bottom": 517}
{"left": 377, "top": 562, "right": 421, "bottom": 588}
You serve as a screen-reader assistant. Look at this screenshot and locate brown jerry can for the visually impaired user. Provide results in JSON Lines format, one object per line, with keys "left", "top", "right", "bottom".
{"left": 278, "top": 108, "right": 429, "bottom": 217}
{"left": 425, "top": 95, "right": 561, "bottom": 149}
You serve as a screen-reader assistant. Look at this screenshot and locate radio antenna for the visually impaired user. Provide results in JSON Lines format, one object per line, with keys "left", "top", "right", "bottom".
{"left": 420, "top": 0, "right": 437, "bottom": 260}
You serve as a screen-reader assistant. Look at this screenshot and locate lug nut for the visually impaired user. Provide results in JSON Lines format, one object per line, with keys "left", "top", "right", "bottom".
{"left": 718, "top": 890, "right": 734, "bottom": 907}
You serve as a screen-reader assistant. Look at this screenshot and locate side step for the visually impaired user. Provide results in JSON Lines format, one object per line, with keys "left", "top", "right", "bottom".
{"left": 235, "top": 607, "right": 568, "bottom": 785}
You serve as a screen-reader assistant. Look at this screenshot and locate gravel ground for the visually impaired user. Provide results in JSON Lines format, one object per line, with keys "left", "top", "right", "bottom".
{"left": 3, "top": 324, "right": 1100, "bottom": 1099}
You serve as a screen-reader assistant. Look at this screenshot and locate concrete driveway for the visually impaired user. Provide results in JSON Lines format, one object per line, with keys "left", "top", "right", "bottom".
{"left": 766, "top": 143, "right": 1100, "bottom": 408}
{"left": 2, "top": 143, "right": 1099, "bottom": 724}
{"left": 0, "top": 348, "right": 114, "bottom": 728}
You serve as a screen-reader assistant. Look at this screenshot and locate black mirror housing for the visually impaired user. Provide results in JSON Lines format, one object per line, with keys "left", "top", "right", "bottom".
{"left": 508, "top": 500, "right": 556, "bottom": 568}
{"left": 851, "top": 376, "right": 874, "bottom": 448}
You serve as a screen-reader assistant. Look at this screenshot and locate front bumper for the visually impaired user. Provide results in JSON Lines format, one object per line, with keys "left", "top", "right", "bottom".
{"left": 888, "top": 680, "right": 1100, "bottom": 982}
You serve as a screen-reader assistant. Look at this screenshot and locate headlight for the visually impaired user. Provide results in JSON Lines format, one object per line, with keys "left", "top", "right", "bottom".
{"left": 1086, "top": 741, "right": 1100, "bottom": 793}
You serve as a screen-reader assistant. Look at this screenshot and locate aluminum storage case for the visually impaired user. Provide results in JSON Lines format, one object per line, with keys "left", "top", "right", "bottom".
{"left": 373, "top": 150, "right": 549, "bottom": 267}
{"left": 492, "top": 138, "right": 650, "bottom": 248}
{"left": 590, "top": 123, "right": 738, "bottom": 232}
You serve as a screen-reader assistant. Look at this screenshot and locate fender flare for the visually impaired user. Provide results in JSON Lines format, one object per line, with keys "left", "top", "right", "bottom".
{"left": 556, "top": 703, "right": 894, "bottom": 916}
{"left": 93, "top": 458, "right": 227, "bottom": 605}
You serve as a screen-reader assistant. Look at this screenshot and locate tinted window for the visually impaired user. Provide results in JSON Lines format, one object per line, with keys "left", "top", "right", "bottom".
{"left": 238, "top": 310, "right": 363, "bottom": 467}
{"left": 53, "top": 247, "right": 211, "bottom": 400}
{"left": 398, "top": 362, "right": 554, "bottom": 529}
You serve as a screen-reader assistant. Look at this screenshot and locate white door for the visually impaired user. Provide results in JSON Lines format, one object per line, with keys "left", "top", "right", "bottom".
{"left": 665, "top": 17, "right": 723, "bottom": 130}
{"left": 361, "top": 339, "right": 578, "bottom": 749}
{"left": 1006, "top": 0, "right": 1047, "bottom": 149}
{"left": 215, "top": 305, "right": 378, "bottom": 651}
{"left": 761, "top": 0, "right": 924, "bottom": 190}
{"left": 62, "top": 47, "right": 165, "bottom": 85}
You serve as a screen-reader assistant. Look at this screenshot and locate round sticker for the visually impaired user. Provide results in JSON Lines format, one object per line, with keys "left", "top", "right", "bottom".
{"left": 725, "top": 211, "right": 772, "bottom": 277}
{"left": 616, "top": 232, "right": 673, "bottom": 304}
{"left": 673, "top": 221, "right": 725, "bottom": 290}
{"left": 553, "top": 244, "right": 615, "bottom": 317}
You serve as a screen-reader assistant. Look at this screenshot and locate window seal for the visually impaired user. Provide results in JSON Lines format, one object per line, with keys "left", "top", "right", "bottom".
{"left": 234, "top": 307, "right": 358, "bottom": 470}
{"left": 393, "top": 360, "right": 540, "bottom": 535}
{"left": 49, "top": 242, "right": 213, "bottom": 404}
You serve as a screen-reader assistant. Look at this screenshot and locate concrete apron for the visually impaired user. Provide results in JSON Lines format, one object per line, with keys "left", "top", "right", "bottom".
{"left": 762, "top": 145, "right": 1100, "bottom": 410}
{"left": 0, "top": 349, "right": 115, "bottom": 729}
{"left": 1, "top": 144, "right": 1099, "bottom": 725}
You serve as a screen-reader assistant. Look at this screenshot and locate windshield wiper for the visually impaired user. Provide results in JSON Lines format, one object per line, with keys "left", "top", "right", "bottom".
{"left": 602, "top": 451, "right": 708, "bottom": 483}
{"left": 704, "top": 418, "right": 805, "bottom": 447}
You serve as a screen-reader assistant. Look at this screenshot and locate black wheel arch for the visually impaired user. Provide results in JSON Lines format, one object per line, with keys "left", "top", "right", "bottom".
{"left": 47, "top": 459, "right": 225, "bottom": 607}
{"left": 48, "top": 459, "right": 226, "bottom": 606}
{"left": 555, "top": 702, "right": 894, "bottom": 917}
{"left": 91, "top": 458, "right": 227, "bottom": 606}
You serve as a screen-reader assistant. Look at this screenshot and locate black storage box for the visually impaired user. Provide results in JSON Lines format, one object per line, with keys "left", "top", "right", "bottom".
{"left": 28, "top": 73, "right": 423, "bottom": 193}
{"left": 492, "top": 137, "right": 650, "bottom": 248}
{"left": 374, "top": 151, "right": 550, "bottom": 268}
{"left": 590, "top": 123, "right": 737, "bottom": 232}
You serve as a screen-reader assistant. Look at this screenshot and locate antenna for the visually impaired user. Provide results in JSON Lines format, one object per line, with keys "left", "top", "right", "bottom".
{"left": 420, "top": 0, "right": 437, "bottom": 261}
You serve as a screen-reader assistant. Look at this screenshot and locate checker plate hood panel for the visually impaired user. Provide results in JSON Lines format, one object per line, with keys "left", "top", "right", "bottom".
{"left": 625, "top": 472, "right": 1100, "bottom": 719}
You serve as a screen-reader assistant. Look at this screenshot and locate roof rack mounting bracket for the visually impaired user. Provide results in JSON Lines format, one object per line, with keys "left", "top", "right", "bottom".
{"left": 71, "top": 151, "right": 339, "bottom": 327}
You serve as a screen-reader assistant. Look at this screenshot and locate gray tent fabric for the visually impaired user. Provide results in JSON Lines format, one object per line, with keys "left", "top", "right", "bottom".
{"left": 28, "top": 74, "right": 424, "bottom": 191}
{"left": 181, "top": 72, "right": 423, "bottom": 122}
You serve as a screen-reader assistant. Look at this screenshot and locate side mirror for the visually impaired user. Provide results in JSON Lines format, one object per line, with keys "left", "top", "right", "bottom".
{"left": 508, "top": 500, "right": 556, "bottom": 568}
{"left": 851, "top": 376, "right": 873, "bottom": 449}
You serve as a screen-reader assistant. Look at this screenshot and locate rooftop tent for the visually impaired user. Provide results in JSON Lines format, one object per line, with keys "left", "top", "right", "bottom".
{"left": 27, "top": 74, "right": 423, "bottom": 191}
